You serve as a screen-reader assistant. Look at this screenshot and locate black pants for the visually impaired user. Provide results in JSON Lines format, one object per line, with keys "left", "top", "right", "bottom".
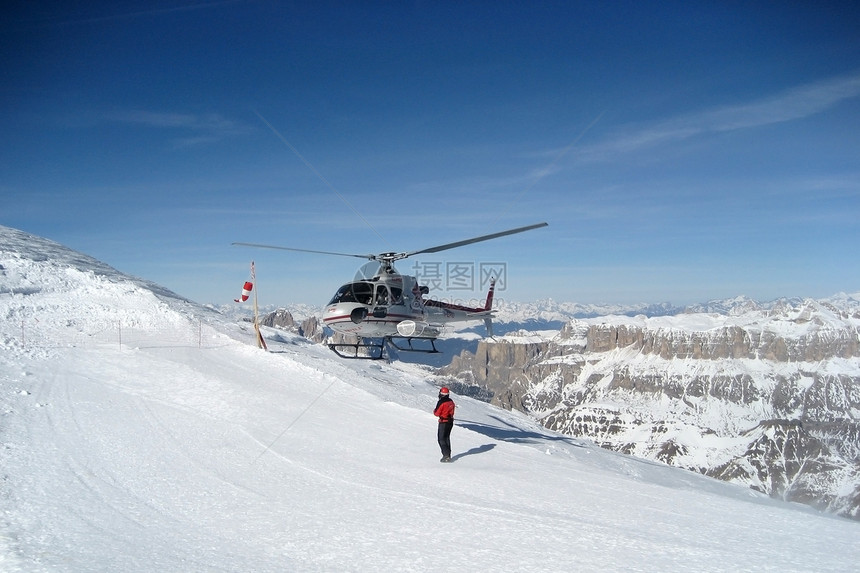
{"left": 437, "top": 421, "right": 453, "bottom": 458}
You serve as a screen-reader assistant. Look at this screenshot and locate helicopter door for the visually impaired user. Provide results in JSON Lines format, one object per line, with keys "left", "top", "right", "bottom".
{"left": 374, "top": 285, "right": 390, "bottom": 305}
{"left": 389, "top": 286, "right": 403, "bottom": 304}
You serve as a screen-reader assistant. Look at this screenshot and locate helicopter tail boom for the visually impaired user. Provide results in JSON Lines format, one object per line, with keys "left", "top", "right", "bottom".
{"left": 423, "top": 277, "right": 496, "bottom": 314}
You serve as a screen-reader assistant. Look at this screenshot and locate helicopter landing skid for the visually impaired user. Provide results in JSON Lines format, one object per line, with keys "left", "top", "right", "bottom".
{"left": 385, "top": 336, "right": 441, "bottom": 354}
{"left": 327, "top": 341, "right": 386, "bottom": 360}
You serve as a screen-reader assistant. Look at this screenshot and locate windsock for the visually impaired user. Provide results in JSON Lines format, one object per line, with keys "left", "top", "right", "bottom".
{"left": 235, "top": 281, "right": 253, "bottom": 303}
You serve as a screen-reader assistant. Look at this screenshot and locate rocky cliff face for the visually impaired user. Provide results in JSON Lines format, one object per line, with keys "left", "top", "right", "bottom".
{"left": 260, "top": 309, "right": 326, "bottom": 343}
{"left": 439, "top": 299, "right": 860, "bottom": 519}
{"left": 260, "top": 309, "right": 296, "bottom": 329}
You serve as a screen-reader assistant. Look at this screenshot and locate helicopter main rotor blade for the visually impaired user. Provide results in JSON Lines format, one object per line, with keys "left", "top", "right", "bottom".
{"left": 232, "top": 242, "right": 375, "bottom": 260}
{"left": 234, "top": 222, "right": 547, "bottom": 264}
{"left": 403, "top": 222, "right": 548, "bottom": 258}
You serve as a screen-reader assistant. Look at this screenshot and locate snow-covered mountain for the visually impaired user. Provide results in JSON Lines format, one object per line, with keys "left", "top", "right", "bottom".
{"left": 2, "top": 224, "right": 860, "bottom": 571}
{"left": 439, "top": 302, "right": 860, "bottom": 520}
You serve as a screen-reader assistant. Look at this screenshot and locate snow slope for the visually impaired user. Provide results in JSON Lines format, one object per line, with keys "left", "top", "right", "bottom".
{"left": 1, "top": 225, "right": 858, "bottom": 572}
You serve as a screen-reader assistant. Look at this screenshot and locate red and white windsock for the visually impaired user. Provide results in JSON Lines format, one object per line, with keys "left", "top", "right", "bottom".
{"left": 234, "top": 281, "right": 254, "bottom": 303}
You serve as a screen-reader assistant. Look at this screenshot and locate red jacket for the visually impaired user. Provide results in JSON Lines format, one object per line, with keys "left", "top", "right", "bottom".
{"left": 434, "top": 399, "right": 455, "bottom": 423}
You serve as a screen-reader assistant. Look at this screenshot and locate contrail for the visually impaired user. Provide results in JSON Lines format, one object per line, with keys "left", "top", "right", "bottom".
{"left": 251, "top": 108, "right": 389, "bottom": 246}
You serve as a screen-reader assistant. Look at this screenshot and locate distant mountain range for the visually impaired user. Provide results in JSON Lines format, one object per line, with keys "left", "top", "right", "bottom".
{"left": 435, "top": 294, "right": 860, "bottom": 520}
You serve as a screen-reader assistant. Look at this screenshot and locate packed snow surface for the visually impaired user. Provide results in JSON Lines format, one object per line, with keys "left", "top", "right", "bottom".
{"left": 1, "top": 225, "right": 858, "bottom": 572}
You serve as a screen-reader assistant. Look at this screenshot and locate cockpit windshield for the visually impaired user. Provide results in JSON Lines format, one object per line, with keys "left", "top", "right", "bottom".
{"left": 328, "top": 282, "right": 374, "bottom": 305}
{"left": 328, "top": 282, "right": 404, "bottom": 306}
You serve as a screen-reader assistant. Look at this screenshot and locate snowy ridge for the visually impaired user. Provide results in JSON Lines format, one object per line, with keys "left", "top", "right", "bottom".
{"left": 489, "top": 293, "right": 860, "bottom": 327}
{"left": 2, "top": 224, "right": 860, "bottom": 571}
{"left": 491, "top": 298, "right": 682, "bottom": 322}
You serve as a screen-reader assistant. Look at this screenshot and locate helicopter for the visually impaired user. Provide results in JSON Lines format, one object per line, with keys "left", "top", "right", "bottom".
{"left": 234, "top": 222, "right": 548, "bottom": 359}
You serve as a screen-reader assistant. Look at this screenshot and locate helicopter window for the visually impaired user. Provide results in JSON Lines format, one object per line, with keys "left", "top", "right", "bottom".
{"left": 328, "top": 282, "right": 374, "bottom": 305}
{"left": 374, "top": 285, "right": 389, "bottom": 305}
{"left": 390, "top": 287, "right": 403, "bottom": 304}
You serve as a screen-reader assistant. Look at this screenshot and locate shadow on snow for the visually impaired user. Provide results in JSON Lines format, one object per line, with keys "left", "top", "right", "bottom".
{"left": 457, "top": 415, "right": 585, "bottom": 448}
{"left": 451, "top": 443, "right": 495, "bottom": 462}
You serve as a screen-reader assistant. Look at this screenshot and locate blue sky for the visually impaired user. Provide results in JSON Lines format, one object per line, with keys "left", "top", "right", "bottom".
{"left": 2, "top": 1, "right": 859, "bottom": 306}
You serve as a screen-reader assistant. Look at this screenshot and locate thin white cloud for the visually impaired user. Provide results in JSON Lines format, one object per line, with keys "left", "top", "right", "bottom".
{"left": 103, "top": 109, "right": 253, "bottom": 148}
{"left": 580, "top": 71, "right": 860, "bottom": 161}
{"left": 105, "top": 110, "right": 240, "bottom": 131}
{"left": 697, "top": 72, "right": 860, "bottom": 131}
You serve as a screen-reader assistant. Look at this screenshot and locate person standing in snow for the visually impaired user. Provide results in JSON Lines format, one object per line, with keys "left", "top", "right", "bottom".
{"left": 434, "top": 387, "right": 455, "bottom": 462}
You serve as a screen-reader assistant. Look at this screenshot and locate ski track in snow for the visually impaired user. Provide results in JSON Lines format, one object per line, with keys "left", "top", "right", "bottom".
{"left": 2, "top": 225, "right": 859, "bottom": 572}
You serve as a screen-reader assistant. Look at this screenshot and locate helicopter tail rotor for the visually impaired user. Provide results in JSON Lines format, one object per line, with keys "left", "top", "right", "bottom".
{"left": 483, "top": 278, "right": 496, "bottom": 337}
{"left": 484, "top": 317, "right": 494, "bottom": 338}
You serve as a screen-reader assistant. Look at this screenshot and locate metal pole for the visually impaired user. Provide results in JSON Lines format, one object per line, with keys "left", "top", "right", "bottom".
{"left": 252, "top": 261, "right": 267, "bottom": 350}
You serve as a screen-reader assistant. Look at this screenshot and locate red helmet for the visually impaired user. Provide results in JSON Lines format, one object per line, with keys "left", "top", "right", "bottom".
{"left": 439, "top": 387, "right": 449, "bottom": 395}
